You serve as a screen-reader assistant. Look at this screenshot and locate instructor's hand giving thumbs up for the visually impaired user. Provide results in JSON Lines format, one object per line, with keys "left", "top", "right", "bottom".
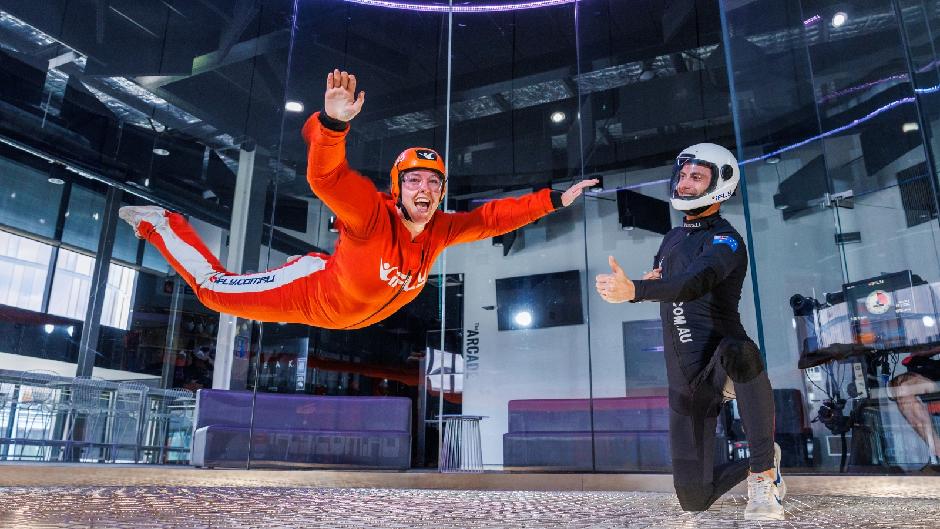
{"left": 595, "top": 256, "right": 636, "bottom": 303}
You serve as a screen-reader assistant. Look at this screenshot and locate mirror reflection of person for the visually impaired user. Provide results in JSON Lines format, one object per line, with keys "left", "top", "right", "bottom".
{"left": 118, "top": 69, "right": 596, "bottom": 331}
{"left": 595, "top": 144, "right": 784, "bottom": 521}
{"left": 889, "top": 352, "right": 940, "bottom": 472}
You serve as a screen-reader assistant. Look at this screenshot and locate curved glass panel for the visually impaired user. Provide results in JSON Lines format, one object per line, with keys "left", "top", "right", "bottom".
{"left": 723, "top": 0, "right": 940, "bottom": 475}
{"left": 447, "top": 3, "right": 590, "bottom": 471}
{"left": 1, "top": 0, "right": 937, "bottom": 483}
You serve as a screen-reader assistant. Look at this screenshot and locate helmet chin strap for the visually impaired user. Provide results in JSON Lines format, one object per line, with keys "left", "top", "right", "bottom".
{"left": 395, "top": 171, "right": 414, "bottom": 222}
{"left": 686, "top": 204, "right": 712, "bottom": 216}
{"left": 685, "top": 202, "right": 721, "bottom": 218}
{"left": 397, "top": 197, "right": 413, "bottom": 222}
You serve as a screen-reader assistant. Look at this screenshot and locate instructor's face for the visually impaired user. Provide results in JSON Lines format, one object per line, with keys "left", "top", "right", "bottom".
{"left": 676, "top": 163, "right": 713, "bottom": 198}
{"left": 400, "top": 169, "right": 443, "bottom": 225}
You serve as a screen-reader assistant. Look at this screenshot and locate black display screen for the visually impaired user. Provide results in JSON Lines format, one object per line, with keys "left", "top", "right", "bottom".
{"left": 495, "top": 270, "right": 583, "bottom": 331}
{"left": 843, "top": 271, "right": 915, "bottom": 348}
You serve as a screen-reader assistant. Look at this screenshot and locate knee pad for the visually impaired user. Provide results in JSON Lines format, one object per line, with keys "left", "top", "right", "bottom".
{"left": 719, "top": 338, "right": 765, "bottom": 383}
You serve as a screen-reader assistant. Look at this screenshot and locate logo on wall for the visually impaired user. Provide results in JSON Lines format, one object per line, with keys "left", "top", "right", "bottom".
{"left": 465, "top": 323, "right": 480, "bottom": 373}
{"left": 865, "top": 290, "right": 892, "bottom": 315}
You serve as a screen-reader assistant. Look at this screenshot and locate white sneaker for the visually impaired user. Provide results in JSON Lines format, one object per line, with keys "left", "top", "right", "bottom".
{"left": 744, "top": 443, "right": 785, "bottom": 521}
{"left": 118, "top": 205, "right": 167, "bottom": 238}
{"left": 773, "top": 442, "right": 786, "bottom": 500}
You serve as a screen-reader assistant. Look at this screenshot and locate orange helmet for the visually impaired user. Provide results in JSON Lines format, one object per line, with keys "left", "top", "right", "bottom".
{"left": 389, "top": 147, "right": 446, "bottom": 198}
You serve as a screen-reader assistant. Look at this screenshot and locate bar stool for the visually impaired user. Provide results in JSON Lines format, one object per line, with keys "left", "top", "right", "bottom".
{"left": 111, "top": 382, "right": 149, "bottom": 462}
{"left": 60, "top": 376, "right": 111, "bottom": 462}
{"left": 14, "top": 370, "right": 59, "bottom": 460}
{"left": 149, "top": 388, "right": 195, "bottom": 463}
{"left": 437, "top": 414, "right": 485, "bottom": 473}
{"left": 0, "top": 381, "right": 16, "bottom": 456}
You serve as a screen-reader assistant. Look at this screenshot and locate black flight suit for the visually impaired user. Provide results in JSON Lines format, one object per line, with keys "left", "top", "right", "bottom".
{"left": 632, "top": 212, "right": 776, "bottom": 511}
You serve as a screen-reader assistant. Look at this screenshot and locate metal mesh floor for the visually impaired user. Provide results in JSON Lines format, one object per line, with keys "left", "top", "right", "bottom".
{"left": 0, "top": 486, "right": 937, "bottom": 528}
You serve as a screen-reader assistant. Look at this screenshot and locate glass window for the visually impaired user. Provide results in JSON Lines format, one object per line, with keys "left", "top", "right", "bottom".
{"left": 101, "top": 263, "right": 137, "bottom": 330}
{"left": 0, "top": 156, "right": 63, "bottom": 238}
{"left": 47, "top": 248, "right": 137, "bottom": 330}
{"left": 0, "top": 229, "right": 53, "bottom": 311}
{"left": 112, "top": 203, "right": 141, "bottom": 264}
{"left": 141, "top": 242, "right": 170, "bottom": 274}
{"left": 61, "top": 185, "right": 105, "bottom": 252}
{"left": 47, "top": 248, "right": 94, "bottom": 321}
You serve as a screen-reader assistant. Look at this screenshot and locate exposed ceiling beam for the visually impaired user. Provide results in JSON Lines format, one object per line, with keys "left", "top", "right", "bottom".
{"left": 135, "top": 28, "right": 290, "bottom": 90}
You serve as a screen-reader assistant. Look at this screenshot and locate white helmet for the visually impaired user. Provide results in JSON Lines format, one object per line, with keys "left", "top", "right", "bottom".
{"left": 669, "top": 143, "right": 739, "bottom": 211}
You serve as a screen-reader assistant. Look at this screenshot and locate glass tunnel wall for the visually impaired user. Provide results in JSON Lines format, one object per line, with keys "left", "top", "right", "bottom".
{"left": 722, "top": 0, "right": 940, "bottom": 473}
{"left": 0, "top": 0, "right": 939, "bottom": 476}
{"left": 0, "top": 0, "right": 295, "bottom": 463}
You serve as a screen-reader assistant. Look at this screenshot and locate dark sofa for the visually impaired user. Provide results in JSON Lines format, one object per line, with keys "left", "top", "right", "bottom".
{"left": 190, "top": 389, "right": 412, "bottom": 469}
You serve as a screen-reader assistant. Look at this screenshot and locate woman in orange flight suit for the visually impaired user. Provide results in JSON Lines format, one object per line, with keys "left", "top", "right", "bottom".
{"left": 119, "top": 69, "right": 596, "bottom": 329}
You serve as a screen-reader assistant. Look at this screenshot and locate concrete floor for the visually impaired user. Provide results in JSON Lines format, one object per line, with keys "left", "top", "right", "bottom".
{"left": 0, "top": 465, "right": 937, "bottom": 528}
{"left": 1, "top": 486, "right": 939, "bottom": 528}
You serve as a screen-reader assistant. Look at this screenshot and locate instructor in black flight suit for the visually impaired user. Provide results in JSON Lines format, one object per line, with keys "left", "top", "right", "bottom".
{"left": 595, "top": 143, "right": 785, "bottom": 521}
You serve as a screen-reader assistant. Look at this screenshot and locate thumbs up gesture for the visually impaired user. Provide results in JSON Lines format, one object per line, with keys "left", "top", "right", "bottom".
{"left": 595, "top": 255, "right": 636, "bottom": 303}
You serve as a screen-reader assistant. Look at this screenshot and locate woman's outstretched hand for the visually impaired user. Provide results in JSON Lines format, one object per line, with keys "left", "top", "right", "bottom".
{"left": 324, "top": 69, "right": 365, "bottom": 122}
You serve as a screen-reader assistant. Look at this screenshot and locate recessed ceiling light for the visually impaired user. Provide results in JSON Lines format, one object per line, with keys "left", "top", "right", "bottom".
{"left": 153, "top": 148, "right": 170, "bottom": 156}
{"left": 285, "top": 101, "right": 304, "bottom": 113}
{"left": 831, "top": 11, "right": 848, "bottom": 28}
{"left": 550, "top": 111, "right": 566, "bottom": 123}
{"left": 902, "top": 122, "right": 919, "bottom": 133}
{"left": 48, "top": 177, "right": 65, "bottom": 185}
{"left": 766, "top": 156, "right": 781, "bottom": 164}
{"left": 514, "top": 310, "right": 533, "bottom": 327}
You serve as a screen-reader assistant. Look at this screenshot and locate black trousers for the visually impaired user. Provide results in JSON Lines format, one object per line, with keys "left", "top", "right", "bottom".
{"left": 666, "top": 337, "right": 776, "bottom": 511}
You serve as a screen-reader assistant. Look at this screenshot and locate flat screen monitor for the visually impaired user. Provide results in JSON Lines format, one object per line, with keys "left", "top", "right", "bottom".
{"left": 843, "top": 271, "right": 916, "bottom": 349}
{"left": 495, "top": 270, "right": 583, "bottom": 331}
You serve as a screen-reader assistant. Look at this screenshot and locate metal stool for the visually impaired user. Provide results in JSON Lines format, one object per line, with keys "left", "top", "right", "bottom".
{"left": 437, "top": 415, "right": 485, "bottom": 473}
{"left": 111, "top": 382, "right": 149, "bottom": 462}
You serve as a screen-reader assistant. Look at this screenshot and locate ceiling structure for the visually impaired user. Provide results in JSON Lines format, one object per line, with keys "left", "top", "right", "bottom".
{"left": 1, "top": 0, "right": 937, "bottom": 362}
{"left": 0, "top": 1, "right": 927, "bottom": 219}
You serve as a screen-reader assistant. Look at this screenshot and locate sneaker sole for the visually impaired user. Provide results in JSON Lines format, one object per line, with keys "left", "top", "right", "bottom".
{"left": 744, "top": 512, "right": 785, "bottom": 521}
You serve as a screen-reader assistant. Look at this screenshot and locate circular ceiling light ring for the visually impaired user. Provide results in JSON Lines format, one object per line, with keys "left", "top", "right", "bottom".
{"left": 342, "top": 0, "right": 578, "bottom": 13}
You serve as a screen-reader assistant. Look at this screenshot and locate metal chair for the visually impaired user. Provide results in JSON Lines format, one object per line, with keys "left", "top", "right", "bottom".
{"left": 0, "top": 381, "right": 16, "bottom": 458}
{"left": 59, "top": 376, "right": 111, "bottom": 462}
{"left": 0, "top": 381, "right": 14, "bottom": 429}
{"left": 149, "top": 388, "right": 195, "bottom": 463}
{"left": 13, "top": 370, "right": 60, "bottom": 460}
{"left": 110, "top": 382, "right": 149, "bottom": 462}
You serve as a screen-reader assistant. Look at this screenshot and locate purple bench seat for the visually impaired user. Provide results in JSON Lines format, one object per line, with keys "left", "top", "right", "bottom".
{"left": 503, "top": 397, "right": 671, "bottom": 471}
{"left": 191, "top": 390, "right": 411, "bottom": 469}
